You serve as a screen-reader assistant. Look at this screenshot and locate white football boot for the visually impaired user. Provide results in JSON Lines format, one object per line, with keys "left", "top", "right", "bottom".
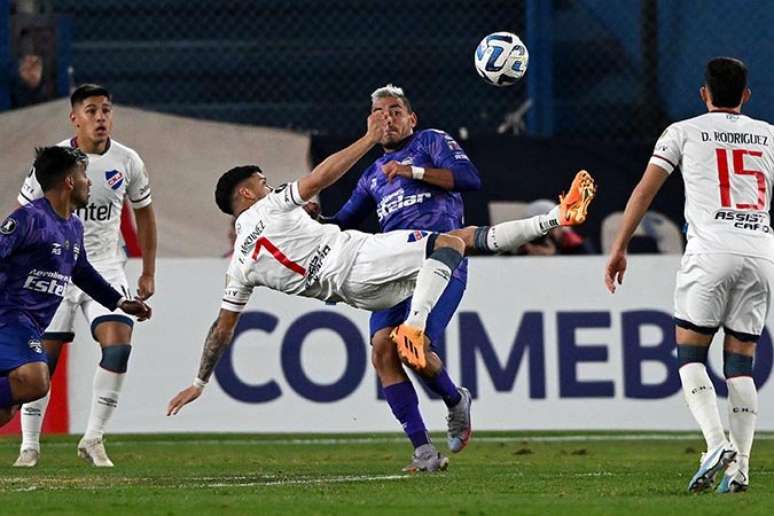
{"left": 13, "top": 448, "right": 40, "bottom": 467}
{"left": 77, "top": 437, "right": 114, "bottom": 467}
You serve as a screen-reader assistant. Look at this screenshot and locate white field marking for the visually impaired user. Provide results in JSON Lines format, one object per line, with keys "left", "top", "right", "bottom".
{"left": 3, "top": 433, "right": 774, "bottom": 448}
{"left": 5, "top": 474, "right": 411, "bottom": 493}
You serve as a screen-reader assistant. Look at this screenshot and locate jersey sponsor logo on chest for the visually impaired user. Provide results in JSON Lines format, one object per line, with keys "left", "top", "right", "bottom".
{"left": 376, "top": 188, "right": 432, "bottom": 220}
{"left": 105, "top": 169, "right": 125, "bottom": 190}
{"left": 714, "top": 209, "right": 771, "bottom": 234}
{"left": 23, "top": 269, "right": 71, "bottom": 297}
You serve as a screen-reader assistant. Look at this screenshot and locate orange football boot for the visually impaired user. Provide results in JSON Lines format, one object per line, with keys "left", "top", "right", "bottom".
{"left": 391, "top": 324, "right": 428, "bottom": 369}
{"left": 558, "top": 170, "right": 596, "bottom": 225}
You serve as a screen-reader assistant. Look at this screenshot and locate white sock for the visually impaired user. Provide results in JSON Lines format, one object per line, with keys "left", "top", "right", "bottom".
{"left": 405, "top": 257, "right": 454, "bottom": 330}
{"left": 727, "top": 376, "right": 757, "bottom": 477}
{"left": 679, "top": 363, "right": 726, "bottom": 450}
{"left": 20, "top": 392, "right": 50, "bottom": 451}
{"left": 83, "top": 367, "right": 125, "bottom": 441}
{"left": 486, "top": 207, "right": 559, "bottom": 253}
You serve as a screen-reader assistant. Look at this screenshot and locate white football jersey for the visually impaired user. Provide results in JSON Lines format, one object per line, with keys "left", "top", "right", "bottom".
{"left": 18, "top": 138, "right": 152, "bottom": 265}
{"left": 221, "top": 182, "right": 371, "bottom": 312}
{"left": 649, "top": 111, "right": 774, "bottom": 259}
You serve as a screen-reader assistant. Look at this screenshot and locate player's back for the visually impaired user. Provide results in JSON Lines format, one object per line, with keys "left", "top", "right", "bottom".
{"left": 651, "top": 111, "right": 774, "bottom": 259}
{"left": 227, "top": 183, "right": 370, "bottom": 303}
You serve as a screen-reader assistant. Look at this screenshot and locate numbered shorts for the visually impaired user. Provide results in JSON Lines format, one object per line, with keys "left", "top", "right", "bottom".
{"left": 43, "top": 264, "right": 134, "bottom": 342}
{"left": 674, "top": 253, "right": 774, "bottom": 340}
{"left": 341, "top": 230, "right": 438, "bottom": 311}
{"left": 0, "top": 324, "right": 47, "bottom": 374}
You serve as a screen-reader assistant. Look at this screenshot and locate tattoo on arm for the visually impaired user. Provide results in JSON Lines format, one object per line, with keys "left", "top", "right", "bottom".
{"left": 196, "top": 320, "right": 233, "bottom": 382}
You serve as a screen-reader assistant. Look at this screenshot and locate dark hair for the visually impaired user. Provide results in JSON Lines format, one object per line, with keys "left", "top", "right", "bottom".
{"left": 704, "top": 57, "right": 747, "bottom": 108}
{"left": 215, "top": 165, "right": 263, "bottom": 215}
{"left": 70, "top": 83, "right": 111, "bottom": 106}
{"left": 34, "top": 146, "right": 89, "bottom": 192}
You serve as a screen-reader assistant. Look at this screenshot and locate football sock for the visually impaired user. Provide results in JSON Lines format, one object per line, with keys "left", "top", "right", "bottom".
{"left": 83, "top": 367, "right": 125, "bottom": 440}
{"left": 405, "top": 248, "right": 462, "bottom": 330}
{"left": 20, "top": 392, "right": 50, "bottom": 451}
{"left": 383, "top": 381, "right": 430, "bottom": 449}
{"left": 727, "top": 376, "right": 757, "bottom": 476}
{"left": 679, "top": 363, "right": 726, "bottom": 450}
{"left": 0, "top": 377, "right": 13, "bottom": 409}
{"left": 474, "top": 207, "right": 560, "bottom": 254}
{"left": 421, "top": 369, "right": 462, "bottom": 407}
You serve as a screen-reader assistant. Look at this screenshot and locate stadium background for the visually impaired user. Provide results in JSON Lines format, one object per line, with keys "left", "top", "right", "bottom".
{"left": 1, "top": 0, "right": 773, "bottom": 435}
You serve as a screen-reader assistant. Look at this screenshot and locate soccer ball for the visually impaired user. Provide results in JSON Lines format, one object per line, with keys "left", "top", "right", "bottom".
{"left": 474, "top": 32, "right": 529, "bottom": 87}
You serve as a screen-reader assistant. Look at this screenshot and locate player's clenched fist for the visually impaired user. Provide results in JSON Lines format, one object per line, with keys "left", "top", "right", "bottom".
{"left": 366, "top": 111, "right": 388, "bottom": 144}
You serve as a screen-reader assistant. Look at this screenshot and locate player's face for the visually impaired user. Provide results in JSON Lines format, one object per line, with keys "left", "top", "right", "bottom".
{"left": 242, "top": 173, "right": 271, "bottom": 202}
{"left": 68, "top": 163, "right": 91, "bottom": 209}
{"left": 70, "top": 96, "right": 113, "bottom": 147}
{"left": 371, "top": 97, "right": 416, "bottom": 149}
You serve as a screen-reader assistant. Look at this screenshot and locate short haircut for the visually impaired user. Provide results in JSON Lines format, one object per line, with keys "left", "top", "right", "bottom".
{"left": 704, "top": 57, "right": 747, "bottom": 108}
{"left": 215, "top": 165, "right": 263, "bottom": 215}
{"left": 34, "top": 146, "right": 89, "bottom": 192}
{"left": 70, "top": 83, "right": 111, "bottom": 106}
{"left": 371, "top": 84, "right": 413, "bottom": 113}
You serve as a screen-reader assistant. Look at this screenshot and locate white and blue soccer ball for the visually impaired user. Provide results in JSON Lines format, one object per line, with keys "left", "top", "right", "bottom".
{"left": 474, "top": 32, "right": 529, "bottom": 87}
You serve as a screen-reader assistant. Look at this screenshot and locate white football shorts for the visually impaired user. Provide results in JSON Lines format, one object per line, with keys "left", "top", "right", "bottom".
{"left": 43, "top": 262, "right": 133, "bottom": 341}
{"left": 340, "top": 229, "right": 435, "bottom": 311}
{"left": 674, "top": 253, "right": 774, "bottom": 338}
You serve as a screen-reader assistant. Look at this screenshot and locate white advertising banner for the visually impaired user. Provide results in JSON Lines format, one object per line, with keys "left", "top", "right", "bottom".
{"left": 66, "top": 256, "right": 774, "bottom": 432}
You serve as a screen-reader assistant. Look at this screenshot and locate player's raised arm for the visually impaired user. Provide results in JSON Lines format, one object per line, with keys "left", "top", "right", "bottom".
{"left": 604, "top": 163, "right": 670, "bottom": 293}
{"left": 296, "top": 111, "right": 387, "bottom": 202}
{"left": 166, "top": 308, "right": 241, "bottom": 415}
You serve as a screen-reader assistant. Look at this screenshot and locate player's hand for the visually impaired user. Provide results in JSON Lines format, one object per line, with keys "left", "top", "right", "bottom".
{"left": 604, "top": 251, "right": 627, "bottom": 293}
{"left": 382, "top": 160, "right": 412, "bottom": 182}
{"left": 119, "top": 299, "right": 152, "bottom": 321}
{"left": 166, "top": 385, "right": 202, "bottom": 416}
{"left": 137, "top": 273, "right": 155, "bottom": 300}
{"left": 303, "top": 201, "right": 321, "bottom": 219}
{"left": 366, "top": 111, "right": 388, "bottom": 144}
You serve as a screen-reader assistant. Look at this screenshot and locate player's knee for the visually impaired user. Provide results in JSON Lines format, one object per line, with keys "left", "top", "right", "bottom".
{"left": 371, "top": 336, "right": 399, "bottom": 373}
{"left": 435, "top": 233, "right": 465, "bottom": 255}
{"left": 100, "top": 344, "right": 132, "bottom": 373}
{"left": 677, "top": 344, "right": 709, "bottom": 367}
{"left": 723, "top": 350, "right": 754, "bottom": 378}
{"left": 11, "top": 368, "right": 49, "bottom": 402}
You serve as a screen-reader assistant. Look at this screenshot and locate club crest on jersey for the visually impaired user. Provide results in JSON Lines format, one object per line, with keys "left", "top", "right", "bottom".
{"left": 407, "top": 230, "right": 429, "bottom": 242}
{"left": 105, "top": 170, "right": 125, "bottom": 190}
{"left": 0, "top": 217, "right": 16, "bottom": 235}
{"left": 28, "top": 338, "right": 43, "bottom": 354}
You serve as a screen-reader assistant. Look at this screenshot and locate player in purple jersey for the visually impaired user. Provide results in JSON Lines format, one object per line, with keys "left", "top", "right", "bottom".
{"left": 323, "top": 85, "right": 480, "bottom": 468}
{"left": 0, "top": 147, "right": 151, "bottom": 428}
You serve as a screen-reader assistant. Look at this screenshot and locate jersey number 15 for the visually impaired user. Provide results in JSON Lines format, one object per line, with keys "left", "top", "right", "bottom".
{"left": 716, "top": 148, "right": 766, "bottom": 210}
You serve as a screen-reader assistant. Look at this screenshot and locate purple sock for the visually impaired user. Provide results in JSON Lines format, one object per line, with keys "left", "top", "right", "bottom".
{"left": 383, "top": 381, "right": 429, "bottom": 449}
{"left": 422, "top": 368, "right": 462, "bottom": 408}
{"left": 0, "top": 377, "right": 14, "bottom": 409}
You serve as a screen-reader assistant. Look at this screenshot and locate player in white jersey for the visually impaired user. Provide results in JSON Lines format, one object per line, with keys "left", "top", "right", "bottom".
{"left": 166, "top": 110, "right": 596, "bottom": 472}
{"left": 13, "top": 84, "right": 157, "bottom": 468}
{"left": 605, "top": 58, "right": 769, "bottom": 493}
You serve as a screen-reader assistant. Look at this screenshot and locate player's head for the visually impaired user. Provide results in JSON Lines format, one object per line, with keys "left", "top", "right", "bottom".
{"left": 701, "top": 57, "right": 750, "bottom": 110}
{"left": 70, "top": 83, "right": 113, "bottom": 145}
{"left": 34, "top": 146, "right": 91, "bottom": 208}
{"left": 215, "top": 165, "right": 269, "bottom": 216}
{"left": 371, "top": 84, "right": 417, "bottom": 150}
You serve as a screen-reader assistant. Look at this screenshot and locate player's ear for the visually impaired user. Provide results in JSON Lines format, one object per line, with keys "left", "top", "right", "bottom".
{"left": 64, "top": 174, "right": 75, "bottom": 191}
{"left": 409, "top": 111, "right": 417, "bottom": 128}
{"left": 743, "top": 87, "right": 751, "bottom": 105}
{"left": 699, "top": 86, "right": 708, "bottom": 105}
{"left": 69, "top": 110, "right": 78, "bottom": 128}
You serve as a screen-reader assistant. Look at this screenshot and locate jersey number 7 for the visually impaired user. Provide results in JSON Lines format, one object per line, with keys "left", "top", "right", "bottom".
{"left": 716, "top": 148, "right": 766, "bottom": 210}
{"left": 251, "top": 237, "right": 306, "bottom": 276}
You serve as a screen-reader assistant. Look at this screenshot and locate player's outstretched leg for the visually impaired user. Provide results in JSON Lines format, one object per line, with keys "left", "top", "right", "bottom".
{"left": 717, "top": 339, "right": 757, "bottom": 493}
{"left": 78, "top": 335, "right": 132, "bottom": 468}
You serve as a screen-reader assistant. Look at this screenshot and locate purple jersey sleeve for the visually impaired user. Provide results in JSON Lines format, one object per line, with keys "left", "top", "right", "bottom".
{"left": 329, "top": 172, "right": 376, "bottom": 229}
{"left": 423, "top": 131, "right": 481, "bottom": 192}
{"left": 71, "top": 235, "right": 122, "bottom": 311}
{"left": 0, "top": 209, "right": 32, "bottom": 260}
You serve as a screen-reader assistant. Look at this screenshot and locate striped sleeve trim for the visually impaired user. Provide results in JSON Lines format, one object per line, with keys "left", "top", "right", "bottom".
{"left": 649, "top": 154, "right": 677, "bottom": 172}
{"left": 129, "top": 192, "right": 153, "bottom": 208}
{"left": 221, "top": 299, "right": 247, "bottom": 312}
{"left": 289, "top": 182, "right": 304, "bottom": 206}
{"left": 18, "top": 190, "right": 33, "bottom": 204}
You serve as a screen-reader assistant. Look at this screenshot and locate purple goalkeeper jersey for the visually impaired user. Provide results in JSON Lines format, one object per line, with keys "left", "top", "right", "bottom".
{"left": 0, "top": 198, "right": 122, "bottom": 334}
{"left": 331, "top": 129, "right": 480, "bottom": 281}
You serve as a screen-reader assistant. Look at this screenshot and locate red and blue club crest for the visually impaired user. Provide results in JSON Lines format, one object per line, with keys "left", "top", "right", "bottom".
{"left": 105, "top": 169, "right": 124, "bottom": 190}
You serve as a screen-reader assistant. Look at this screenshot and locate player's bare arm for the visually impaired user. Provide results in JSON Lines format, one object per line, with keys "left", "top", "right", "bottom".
{"left": 296, "top": 111, "right": 387, "bottom": 202}
{"left": 134, "top": 204, "right": 157, "bottom": 300}
{"left": 166, "top": 309, "right": 241, "bottom": 415}
{"left": 605, "top": 163, "right": 670, "bottom": 293}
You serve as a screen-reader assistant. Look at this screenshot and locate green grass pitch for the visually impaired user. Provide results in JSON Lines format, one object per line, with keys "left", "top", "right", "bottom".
{"left": 0, "top": 432, "right": 772, "bottom": 515}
